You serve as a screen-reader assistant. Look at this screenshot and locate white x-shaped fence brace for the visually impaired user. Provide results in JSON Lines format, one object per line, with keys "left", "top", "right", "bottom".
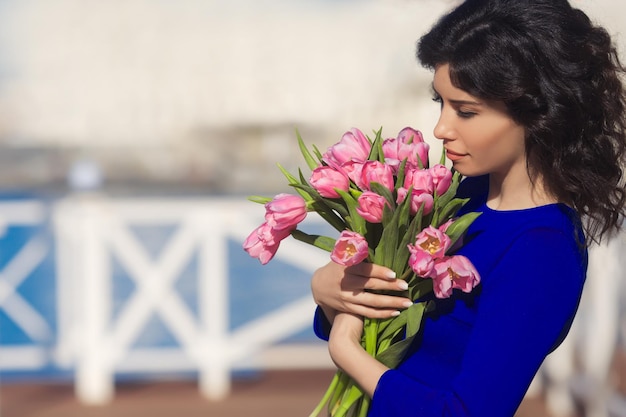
{"left": 53, "top": 195, "right": 330, "bottom": 405}
{"left": 0, "top": 201, "right": 52, "bottom": 370}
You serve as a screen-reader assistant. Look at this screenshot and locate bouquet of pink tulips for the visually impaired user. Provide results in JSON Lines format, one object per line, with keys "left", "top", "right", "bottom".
{"left": 244, "top": 127, "right": 481, "bottom": 417}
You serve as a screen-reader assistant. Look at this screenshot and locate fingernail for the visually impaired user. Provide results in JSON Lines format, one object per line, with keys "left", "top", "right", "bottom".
{"left": 386, "top": 270, "right": 397, "bottom": 279}
{"left": 398, "top": 281, "right": 409, "bottom": 290}
{"left": 402, "top": 301, "right": 413, "bottom": 308}
{"left": 391, "top": 311, "right": 401, "bottom": 317}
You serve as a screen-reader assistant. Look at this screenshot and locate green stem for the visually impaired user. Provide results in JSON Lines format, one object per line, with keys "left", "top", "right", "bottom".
{"left": 363, "top": 318, "right": 379, "bottom": 355}
{"left": 332, "top": 382, "right": 364, "bottom": 417}
{"left": 357, "top": 395, "right": 371, "bottom": 417}
{"left": 308, "top": 370, "right": 341, "bottom": 417}
{"left": 330, "top": 371, "right": 351, "bottom": 412}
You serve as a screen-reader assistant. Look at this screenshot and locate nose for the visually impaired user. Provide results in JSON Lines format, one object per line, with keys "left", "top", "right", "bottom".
{"left": 433, "top": 109, "right": 455, "bottom": 141}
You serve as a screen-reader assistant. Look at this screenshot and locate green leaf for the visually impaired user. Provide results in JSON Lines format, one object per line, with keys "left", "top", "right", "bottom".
{"left": 394, "top": 158, "right": 408, "bottom": 191}
{"left": 375, "top": 303, "right": 426, "bottom": 368}
{"left": 374, "top": 128, "right": 385, "bottom": 163}
{"left": 377, "top": 327, "right": 404, "bottom": 353}
{"left": 336, "top": 189, "right": 367, "bottom": 236}
{"left": 414, "top": 200, "right": 425, "bottom": 235}
{"left": 290, "top": 229, "right": 336, "bottom": 252}
{"left": 375, "top": 333, "right": 415, "bottom": 369}
{"left": 396, "top": 188, "right": 412, "bottom": 229}
{"left": 393, "top": 202, "right": 423, "bottom": 274}
{"left": 446, "top": 211, "right": 482, "bottom": 247}
{"left": 349, "top": 188, "right": 363, "bottom": 200}
{"left": 410, "top": 279, "right": 433, "bottom": 301}
{"left": 373, "top": 199, "right": 406, "bottom": 267}
{"left": 432, "top": 197, "right": 469, "bottom": 227}
{"left": 310, "top": 206, "right": 347, "bottom": 233}
{"left": 368, "top": 148, "right": 379, "bottom": 164}
{"left": 298, "top": 168, "right": 310, "bottom": 186}
{"left": 277, "top": 163, "right": 315, "bottom": 202}
{"left": 296, "top": 129, "right": 319, "bottom": 171}
{"left": 290, "top": 183, "right": 349, "bottom": 217}
{"left": 364, "top": 127, "right": 385, "bottom": 163}
{"left": 311, "top": 144, "right": 325, "bottom": 163}
{"left": 277, "top": 162, "right": 299, "bottom": 184}
{"left": 405, "top": 302, "right": 425, "bottom": 338}
{"left": 377, "top": 312, "right": 408, "bottom": 341}
{"left": 369, "top": 182, "right": 395, "bottom": 208}
{"left": 434, "top": 171, "right": 462, "bottom": 211}
{"left": 247, "top": 195, "right": 272, "bottom": 204}
{"left": 285, "top": 183, "right": 347, "bottom": 232}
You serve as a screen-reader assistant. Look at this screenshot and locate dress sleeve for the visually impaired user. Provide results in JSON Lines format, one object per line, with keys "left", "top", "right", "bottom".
{"left": 368, "top": 228, "right": 586, "bottom": 416}
{"left": 313, "top": 306, "right": 331, "bottom": 341}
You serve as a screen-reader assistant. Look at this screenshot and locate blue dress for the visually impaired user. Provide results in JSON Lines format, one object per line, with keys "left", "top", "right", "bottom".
{"left": 314, "top": 175, "right": 588, "bottom": 416}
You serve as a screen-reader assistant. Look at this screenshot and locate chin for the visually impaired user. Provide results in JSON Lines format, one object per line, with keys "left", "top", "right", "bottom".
{"left": 451, "top": 164, "right": 487, "bottom": 178}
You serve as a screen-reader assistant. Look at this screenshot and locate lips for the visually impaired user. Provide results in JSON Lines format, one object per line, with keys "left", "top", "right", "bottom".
{"left": 445, "top": 149, "right": 466, "bottom": 162}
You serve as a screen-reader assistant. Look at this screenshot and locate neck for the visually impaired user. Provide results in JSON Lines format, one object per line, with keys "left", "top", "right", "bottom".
{"left": 487, "top": 170, "right": 556, "bottom": 211}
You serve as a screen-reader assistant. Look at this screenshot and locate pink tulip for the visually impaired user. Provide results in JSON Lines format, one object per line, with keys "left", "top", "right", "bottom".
{"left": 342, "top": 160, "right": 366, "bottom": 188}
{"left": 356, "top": 191, "right": 389, "bottom": 223}
{"left": 438, "top": 219, "right": 454, "bottom": 233}
{"left": 431, "top": 260, "right": 455, "bottom": 299}
{"left": 331, "top": 230, "right": 369, "bottom": 266}
{"left": 431, "top": 255, "right": 481, "bottom": 298}
{"left": 243, "top": 222, "right": 292, "bottom": 265}
{"left": 448, "top": 255, "right": 481, "bottom": 293}
{"left": 265, "top": 194, "right": 307, "bottom": 231}
{"left": 310, "top": 166, "right": 350, "bottom": 198}
{"left": 414, "top": 226, "right": 451, "bottom": 258}
{"left": 407, "top": 244, "right": 435, "bottom": 277}
{"left": 397, "top": 127, "right": 425, "bottom": 144}
{"left": 323, "top": 128, "right": 371, "bottom": 167}
{"left": 382, "top": 128, "right": 430, "bottom": 172}
{"left": 360, "top": 161, "right": 395, "bottom": 192}
{"left": 396, "top": 188, "right": 434, "bottom": 215}
{"left": 403, "top": 168, "right": 434, "bottom": 194}
{"left": 429, "top": 164, "right": 453, "bottom": 196}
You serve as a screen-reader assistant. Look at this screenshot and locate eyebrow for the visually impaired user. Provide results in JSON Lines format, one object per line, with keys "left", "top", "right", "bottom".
{"left": 450, "top": 99, "right": 483, "bottom": 106}
{"left": 431, "top": 84, "right": 483, "bottom": 106}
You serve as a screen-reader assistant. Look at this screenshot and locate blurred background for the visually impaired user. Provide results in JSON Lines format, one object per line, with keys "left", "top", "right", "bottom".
{"left": 0, "top": 0, "right": 623, "bottom": 416}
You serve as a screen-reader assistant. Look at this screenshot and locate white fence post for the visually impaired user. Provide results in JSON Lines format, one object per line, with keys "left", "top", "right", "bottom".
{"left": 199, "top": 209, "right": 231, "bottom": 400}
{"left": 74, "top": 196, "right": 114, "bottom": 404}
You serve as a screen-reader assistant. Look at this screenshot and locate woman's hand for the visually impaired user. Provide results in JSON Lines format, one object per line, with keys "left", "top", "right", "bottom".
{"left": 311, "top": 261, "right": 413, "bottom": 324}
{"left": 328, "top": 312, "right": 389, "bottom": 397}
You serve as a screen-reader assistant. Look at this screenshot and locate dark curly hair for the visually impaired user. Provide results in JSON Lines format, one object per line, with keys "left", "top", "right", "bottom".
{"left": 417, "top": 0, "right": 626, "bottom": 243}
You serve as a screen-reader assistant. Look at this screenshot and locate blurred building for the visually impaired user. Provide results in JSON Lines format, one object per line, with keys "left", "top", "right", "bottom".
{"left": 0, "top": 0, "right": 461, "bottom": 195}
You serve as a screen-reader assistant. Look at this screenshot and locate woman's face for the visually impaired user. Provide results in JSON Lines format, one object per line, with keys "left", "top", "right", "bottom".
{"left": 431, "top": 64, "right": 526, "bottom": 178}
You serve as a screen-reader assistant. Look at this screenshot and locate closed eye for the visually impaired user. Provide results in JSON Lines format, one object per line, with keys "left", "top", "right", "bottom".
{"left": 432, "top": 88, "right": 478, "bottom": 118}
{"left": 456, "top": 109, "right": 477, "bottom": 119}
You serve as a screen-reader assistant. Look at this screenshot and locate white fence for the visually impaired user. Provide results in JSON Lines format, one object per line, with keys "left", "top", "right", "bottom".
{"left": 0, "top": 194, "right": 332, "bottom": 405}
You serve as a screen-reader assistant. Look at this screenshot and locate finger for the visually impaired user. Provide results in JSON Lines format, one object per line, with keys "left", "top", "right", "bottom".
{"left": 362, "top": 276, "right": 409, "bottom": 292}
{"left": 340, "top": 273, "right": 408, "bottom": 292}
{"left": 355, "top": 292, "right": 413, "bottom": 310}
{"left": 346, "top": 303, "right": 405, "bottom": 320}
{"left": 346, "top": 262, "right": 397, "bottom": 280}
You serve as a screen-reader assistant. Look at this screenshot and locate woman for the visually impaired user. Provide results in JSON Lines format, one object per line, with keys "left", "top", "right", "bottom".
{"left": 311, "top": 0, "right": 626, "bottom": 415}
